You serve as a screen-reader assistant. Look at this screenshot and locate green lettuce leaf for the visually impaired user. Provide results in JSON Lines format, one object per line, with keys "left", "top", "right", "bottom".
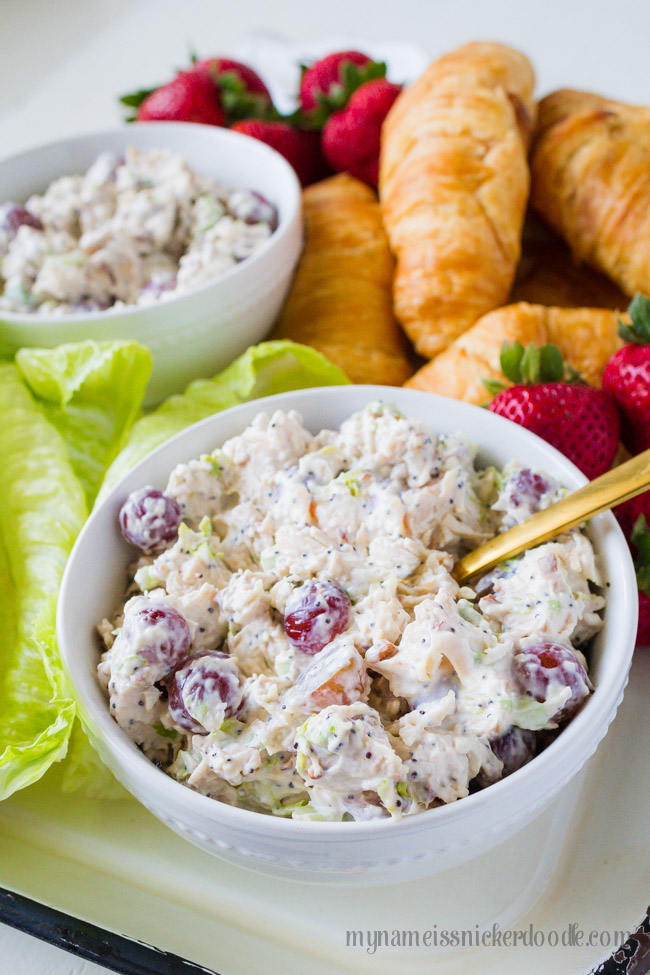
{"left": 16, "top": 340, "right": 152, "bottom": 507}
{"left": 100, "top": 340, "right": 349, "bottom": 499}
{"left": 0, "top": 364, "right": 86, "bottom": 799}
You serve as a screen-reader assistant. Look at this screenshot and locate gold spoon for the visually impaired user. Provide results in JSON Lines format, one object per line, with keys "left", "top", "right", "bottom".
{"left": 452, "top": 448, "right": 650, "bottom": 586}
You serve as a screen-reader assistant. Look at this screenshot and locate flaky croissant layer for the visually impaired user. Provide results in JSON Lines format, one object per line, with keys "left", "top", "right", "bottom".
{"left": 380, "top": 42, "right": 536, "bottom": 359}
{"left": 531, "top": 89, "right": 650, "bottom": 298}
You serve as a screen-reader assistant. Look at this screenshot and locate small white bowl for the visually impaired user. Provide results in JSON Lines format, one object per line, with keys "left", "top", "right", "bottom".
{"left": 57, "top": 387, "right": 638, "bottom": 886}
{"left": 0, "top": 123, "right": 302, "bottom": 405}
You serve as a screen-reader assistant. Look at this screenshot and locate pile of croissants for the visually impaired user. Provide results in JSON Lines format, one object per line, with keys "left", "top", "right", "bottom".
{"left": 273, "top": 41, "right": 650, "bottom": 401}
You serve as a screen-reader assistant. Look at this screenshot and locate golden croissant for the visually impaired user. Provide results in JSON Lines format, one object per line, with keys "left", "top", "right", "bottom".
{"left": 405, "top": 302, "right": 623, "bottom": 405}
{"left": 272, "top": 173, "right": 413, "bottom": 386}
{"left": 531, "top": 89, "right": 650, "bottom": 297}
{"left": 379, "top": 42, "right": 536, "bottom": 359}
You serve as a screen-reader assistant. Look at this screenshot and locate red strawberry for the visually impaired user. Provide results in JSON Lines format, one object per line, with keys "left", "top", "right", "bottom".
{"left": 486, "top": 340, "right": 620, "bottom": 480}
{"left": 192, "top": 57, "right": 273, "bottom": 123}
{"left": 321, "top": 78, "right": 402, "bottom": 187}
{"left": 602, "top": 294, "right": 650, "bottom": 455}
{"left": 122, "top": 58, "right": 272, "bottom": 126}
{"left": 490, "top": 383, "right": 620, "bottom": 479}
{"left": 295, "top": 129, "right": 332, "bottom": 183}
{"left": 231, "top": 120, "right": 321, "bottom": 186}
{"left": 136, "top": 72, "right": 225, "bottom": 126}
{"left": 299, "top": 51, "right": 372, "bottom": 112}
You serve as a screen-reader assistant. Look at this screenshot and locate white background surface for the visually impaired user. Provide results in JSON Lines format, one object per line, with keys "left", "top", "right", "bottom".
{"left": 1, "top": 0, "right": 649, "bottom": 971}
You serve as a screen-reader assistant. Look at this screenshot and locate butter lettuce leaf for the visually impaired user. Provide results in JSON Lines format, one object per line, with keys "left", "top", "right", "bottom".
{"left": 99, "top": 340, "right": 350, "bottom": 500}
{"left": 16, "top": 340, "right": 151, "bottom": 507}
{"left": 0, "top": 364, "right": 86, "bottom": 799}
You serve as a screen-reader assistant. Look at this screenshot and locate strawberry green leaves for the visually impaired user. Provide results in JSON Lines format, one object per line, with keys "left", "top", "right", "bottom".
{"left": 631, "top": 514, "right": 650, "bottom": 595}
{"left": 618, "top": 293, "right": 650, "bottom": 345}
{"left": 118, "top": 87, "right": 158, "bottom": 122}
{"left": 482, "top": 340, "right": 582, "bottom": 397}
{"left": 305, "top": 60, "right": 388, "bottom": 130}
{"left": 500, "top": 340, "right": 565, "bottom": 384}
{"left": 213, "top": 70, "right": 278, "bottom": 124}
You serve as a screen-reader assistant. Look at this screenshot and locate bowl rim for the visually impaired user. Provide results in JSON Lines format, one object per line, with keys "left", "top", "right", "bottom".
{"left": 0, "top": 121, "right": 302, "bottom": 326}
{"left": 57, "top": 385, "right": 639, "bottom": 836}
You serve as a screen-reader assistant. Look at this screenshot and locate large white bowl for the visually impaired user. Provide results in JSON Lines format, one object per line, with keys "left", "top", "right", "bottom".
{"left": 57, "top": 386, "right": 638, "bottom": 886}
{"left": 0, "top": 124, "right": 302, "bottom": 405}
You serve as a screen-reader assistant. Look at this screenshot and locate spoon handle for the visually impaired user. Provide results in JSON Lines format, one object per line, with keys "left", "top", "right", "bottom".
{"left": 452, "top": 448, "right": 650, "bottom": 585}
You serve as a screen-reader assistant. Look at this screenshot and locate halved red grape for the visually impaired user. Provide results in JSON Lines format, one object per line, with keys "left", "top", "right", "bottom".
{"left": 0, "top": 203, "right": 43, "bottom": 236}
{"left": 490, "top": 727, "right": 536, "bottom": 776}
{"left": 508, "top": 468, "right": 552, "bottom": 508}
{"left": 284, "top": 580, "right": 351, "bottom": 655}
{"left": 119, "top": 486, "right": 182, "bottom": 552}
{"left": 513, "top": 642, "right": 592, "bottom": 723}
{"left": 227, "top": 189, "right": 278, "bottom": 231}
{"left": 121, "top": 601, "right": 191, "bottom": 676}
{"left": 167, "top": 650, "right": 242, "bottom": 734}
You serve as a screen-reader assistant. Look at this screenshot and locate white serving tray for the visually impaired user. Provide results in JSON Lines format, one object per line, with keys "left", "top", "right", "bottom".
{"left": 0, "top": 652, "right": 646, "bottom": 975}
